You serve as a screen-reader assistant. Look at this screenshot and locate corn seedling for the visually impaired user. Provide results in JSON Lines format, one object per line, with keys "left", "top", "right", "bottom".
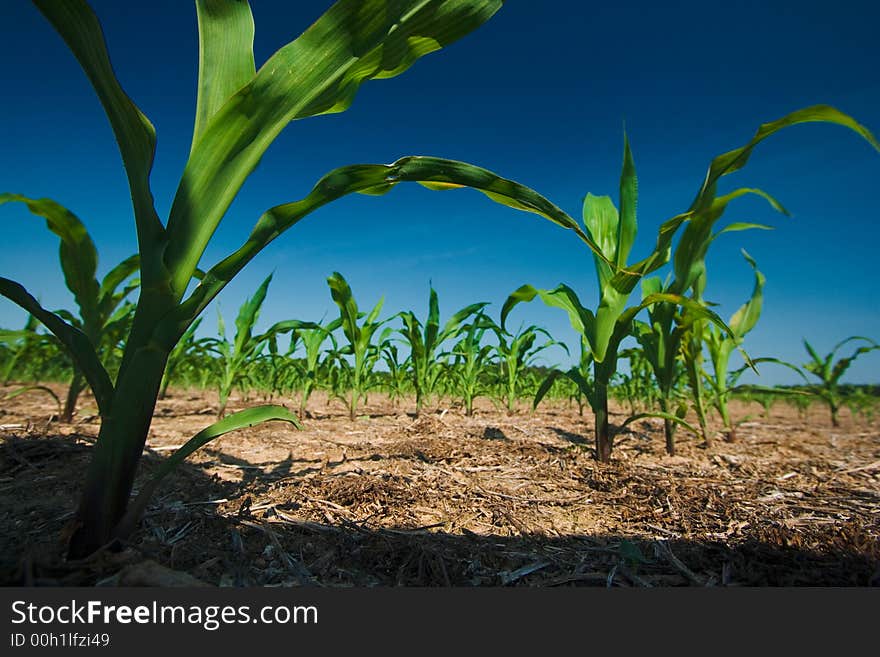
{"left": 0, "top": 195, "right": 141, "bottom": 422}
{"left": 703, "top": 251, "right": 767, "bottom": 441}
{"left": 493, "top": 323, "right": 565, "bottom": 414}
{"left": 399, "top": 285, "right": 488, "bottom": 416}
{"left": 447, "top": 310, "right": 498, "bottom": 416}
{"left": 802, "top": 336, "right": 879, "bottom": 426}
{"left": 327, "top": 272, "right": 396, "bottom": 420}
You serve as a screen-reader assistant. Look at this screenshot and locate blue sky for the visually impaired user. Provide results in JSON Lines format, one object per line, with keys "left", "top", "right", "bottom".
{"left": 1, "top": 0, "right": 878, "bottom": 384}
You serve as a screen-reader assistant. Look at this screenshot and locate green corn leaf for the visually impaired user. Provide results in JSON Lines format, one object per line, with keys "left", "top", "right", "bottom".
{"left": 689, "top": 105, "right": 880, "bottom": 213}
{"left": 441, "top": 301, "right": 490, "bottom": 340}
{"left": 710, "top": 222, "right": 774, "bottom": 241}
{"left": 33, "top": 0, "right": 164, "bottom": 265}
{"left": 0, "top": 194, "right": 101, "bottom": 330}
{"left": 618, "top": 411, "right": 702, "bottom": 439}
{"left": 191, "top": 0, "right": 256, "bottom": 154}
{"left": 616, "top": 133, "right": 638, "bottom": 268}
{"left": 233, "top": 273, "right": 272, "bottom": 356}
{"left": 502, "top": 284, "right": 595, "bottom": 339}
{"left": 162, "top": 156, "right": 602, "bottom": 341}
{"left": 327, "top": 272, "right": 361, "bottom": 346}
{"left": 163, "top": 0, "right": 506, "bottom": 296}
{"left": 673, "top": 188, "right": 786, "bottom": 294}
{"left": 116, "top": 404, "right": 301, "bottom": 538}
{"left": 425, "top": 286, "right": 441, "bottom": 350}
{"left": 582, "top": 193, "right": 619, "bottom": 287}
{"left": 0, "top": 277, "right": 114, "bottom": 415}
{"left": 726, "top": 250, "right": 765, "bottom": 339}
{"left": 97, "top": 254, "right": 140, "bottom": 313}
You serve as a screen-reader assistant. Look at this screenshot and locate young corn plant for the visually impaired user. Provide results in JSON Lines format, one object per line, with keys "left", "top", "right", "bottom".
{"left": 380, "top": 341, "right": 412, "bottom": 407}
{"left": 5, "top": 0, "right": 615, "bottom": 556}
{"left": 0, "top": 195, "right": 140, "bottom": 422}
{"left": 802, "top": 336, "right": 879, "bottom": 427}
{"left": 214, "top": 274, "right": 317, "bottom": 416}
{"left": 291, "top": 317, "right": 342, "bottom": 416}
{"left": 635, "top": 229, "right": 780, "bottom": 454}
{"left": 504, "top": 109, "right": 878, "bottom": 462}
{"left": 446, "top": 310, "right": 498, "bottom": 416}
{"left": 399, "top": 285, "right": 488, "bottom": 416}
{"left": 495, "top": 324, "right": 566, "bottom": 414}
{"left": 504, "top": 135, "right": 719, "bottom": 461}
{"left": 327, "top": 272, "right": 395, "bottom": 420}
{"left": 702, "top": 251, "right": 768, "bottom": 441}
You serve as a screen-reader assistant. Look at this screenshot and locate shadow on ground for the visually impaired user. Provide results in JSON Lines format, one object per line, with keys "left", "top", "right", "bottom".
{"left": 1, "top": 434, "right": 877, "bottom": 587}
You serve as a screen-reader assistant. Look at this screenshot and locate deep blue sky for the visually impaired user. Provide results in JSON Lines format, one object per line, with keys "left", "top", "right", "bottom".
{"left": 1, "top": 1, "right": 878, "bottom": 384}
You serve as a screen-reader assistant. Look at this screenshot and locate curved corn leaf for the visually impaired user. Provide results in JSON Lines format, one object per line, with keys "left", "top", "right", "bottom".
{"left": 689, "top": 105, "right": 879, "bottom": 213}
{"left": 116, "top": 404, "right": 301, "bottom": 539}
{"left": 161, "top": 156, "right": 599, "bottom": 343}
{"left": 726, "top": 250, "right": 765, "bottom": 339}
{"left": 0, "top": 193, "right": 101, "bottom": 330}
{"left": 33, "top": 0, "right": 164, "bottom": 265}
{"left": 0, "top": 277, "right": 113, "bottom": 415}
{"left": 327, "top": 271, "right": 362, "bottom": 347}
{"left": 710, "top": 222, "right": 774, "bottom": 241}
{"left": 729, "top": 357, "right": 809, "bottom": 387}
{"left": 501, "top": 284, "right": 595, "bottom": 338}
{"left": 3, "top": 385, "right": 62, "bottom": 417}
{"left": 164, "top": 0, "right": 506, "bottom": 296}
{"left": 672, "top": 187, "right": 786, "bottom": 294}
{"left": 97, "top": 254, "right": 140, "bottom": 317}
{"left": 617, "top": 411, "right": 701, "bottom": 439}
{"left": 233, "top": 273, "right": 272, "bottom": 356}
{"left": 533, "top": 367, "right": 594, "bottom": 411}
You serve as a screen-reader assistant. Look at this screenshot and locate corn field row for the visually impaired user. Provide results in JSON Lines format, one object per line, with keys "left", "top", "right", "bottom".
{"left": 3, "top": 268, "right": 877, "bottom": 443}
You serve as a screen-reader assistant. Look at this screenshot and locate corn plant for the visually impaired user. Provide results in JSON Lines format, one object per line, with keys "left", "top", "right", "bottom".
{"left": 380, "top": 341, "right": 412, "bottom": 407}
{"left": 504, "top": 135, "right": 718, "bottom": 461}
{"left": 802, "top": 336, "right": 879, "bottom": 426}
{"left": 504, "top": 109, "right": 878, "bottom": 462}
{"left": 399, "top": 286, "right": 488, "bottom": 416}
{"left": 636, "top": 236, "right": 778, "bottom": 454}
{"left": 292, "top": 317, "right": 342, "bottom": 416}
{"left": 702, "top": 251, "right": 767, "bottom": 440}
{"left": 446, "top": 310, "right": 498, "bottom": 416}
{"left": 0, "top": 194, "right": 140, "bottom": 422}
{"left": 493, "top": 324, "right": 565, "bottom": 414}
{"left": 4, "top": 0, "right": 616, "bottom": 556}
{"left": 327, "top": 272, "right": 396, "bottom": 420}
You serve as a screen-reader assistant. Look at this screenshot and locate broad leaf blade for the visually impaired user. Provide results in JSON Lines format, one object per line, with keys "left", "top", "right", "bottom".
{"left": 191, "top": 0, "right": 256, "bottom": 153}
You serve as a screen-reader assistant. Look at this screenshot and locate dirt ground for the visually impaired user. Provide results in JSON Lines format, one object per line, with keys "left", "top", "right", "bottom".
{"left": 1, "top": 383, "right": 878, "bottom": 587}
